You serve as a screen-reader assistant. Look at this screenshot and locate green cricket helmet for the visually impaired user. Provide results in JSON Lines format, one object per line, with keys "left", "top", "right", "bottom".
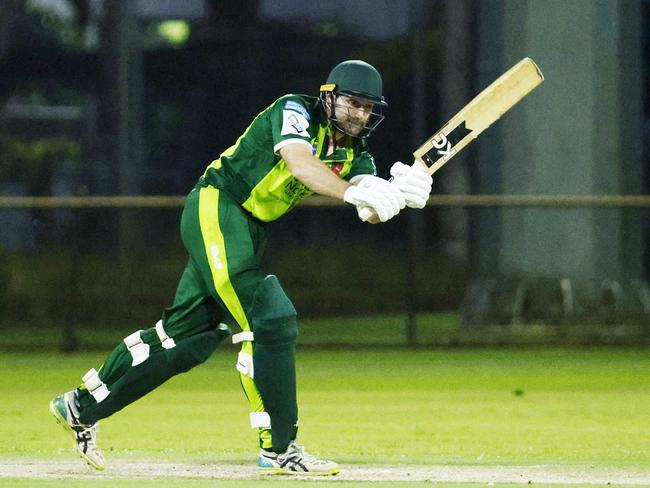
{"left": 320, "top": 60, "right": 387, "bottom": 139}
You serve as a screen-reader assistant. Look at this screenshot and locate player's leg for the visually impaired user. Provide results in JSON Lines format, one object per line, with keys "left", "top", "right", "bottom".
{"left": 49, "top": 319, "right": 229, "bottom": 470}
{"left": 51, "top": 197, "right": 232, "bottom": 469}
{"left": 241, "top": 278, "right": 337, "bottom": 475}
{"left": 190, "top": 186, "right": 337, "bottom": 475}
{"left": 72, "top": 257, "right": 230, "bottom": 424}
{"left": 185, "top": 187, "right": 296, "bottom": 447}
{"left": 50, "top": 261, "right": 230, "bottom": 469}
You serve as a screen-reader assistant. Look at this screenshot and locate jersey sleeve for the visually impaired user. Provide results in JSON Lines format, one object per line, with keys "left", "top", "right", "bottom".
{"left": 344, "top": 151, "right": 377, "bottom": 181}
{"left": 270, "top": 96, "right": 314, "bottom": 155}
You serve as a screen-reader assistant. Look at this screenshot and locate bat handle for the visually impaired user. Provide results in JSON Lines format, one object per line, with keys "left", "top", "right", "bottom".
{"left": 357, "top": 160, "right": 426, "bottom": 222}
{"left": 412, "top": 158, "right": 428, "bottom": 171}
{"left": 358, "top": 206, "right": 374, "bottom": 222}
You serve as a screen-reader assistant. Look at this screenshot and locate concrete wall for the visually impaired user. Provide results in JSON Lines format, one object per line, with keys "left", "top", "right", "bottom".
{"left": 474, "top": 0, "right": 643, "bottom": 291}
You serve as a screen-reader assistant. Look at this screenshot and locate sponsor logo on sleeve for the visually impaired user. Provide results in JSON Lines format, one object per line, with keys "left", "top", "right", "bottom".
{"left": 284, "top": 101, "right": 310, "bottom": 120}
{"left": 281, "top": 110, "right": 310, "bottom": 137}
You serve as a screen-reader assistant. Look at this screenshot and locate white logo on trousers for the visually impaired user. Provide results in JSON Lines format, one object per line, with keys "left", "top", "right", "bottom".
{"left": 210, "top": 246, "right": 223, "bottom": 270}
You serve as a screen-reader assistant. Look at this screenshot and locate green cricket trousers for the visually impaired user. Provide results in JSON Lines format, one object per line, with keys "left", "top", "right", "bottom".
{"left": 75, "top": 184, "right": 299, "bottom": 452}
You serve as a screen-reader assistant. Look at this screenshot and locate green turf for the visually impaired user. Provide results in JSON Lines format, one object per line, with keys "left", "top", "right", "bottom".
{"left": 3, "top": 313, "right": 646, "bottom": 352}
{"left": 0, "top": 313, "right": 459, "bottom": 350}
{"left": 0, "top": 482, "right": 627, "bottom": 488}
{"left": 0, "top": 348, "right": 648, "bottom": 485}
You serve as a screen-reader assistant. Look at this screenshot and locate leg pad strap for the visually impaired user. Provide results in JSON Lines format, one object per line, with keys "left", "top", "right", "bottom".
{"left": 232, "top": 331, "right": 254, "bottom": 344}
{"left": 236, "top": 351, "right": 254, "bottom": 378}
{"left": 155, "top": 320, "right": 176, "bottom": 349}
{"left": 250, "top": 411, "right": 271, "bottom": 429}
{"left": 82, "top": 368, "right": 110, "bottom": 403}
{"left": 124, "top": 330, "right": 150, "bottom": 366}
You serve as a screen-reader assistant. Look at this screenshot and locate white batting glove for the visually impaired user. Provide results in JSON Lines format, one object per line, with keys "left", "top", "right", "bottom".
{"left": 344, "top": 175, "right": 405, "bottom": 222}
{"left": 390, "top": 161, "right": 433, "bottom": 209}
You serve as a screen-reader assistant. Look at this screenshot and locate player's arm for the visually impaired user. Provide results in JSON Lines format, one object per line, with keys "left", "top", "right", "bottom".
{"left": 280, "top": 142, "right": 402, "bottom": 223}
{"left": 279, "top": 143, "right": 350, "bottom": 200}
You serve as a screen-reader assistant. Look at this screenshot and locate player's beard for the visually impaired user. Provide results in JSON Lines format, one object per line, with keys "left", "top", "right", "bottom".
{"left": 335, "top": 112, "right": 367, "bottom": 137}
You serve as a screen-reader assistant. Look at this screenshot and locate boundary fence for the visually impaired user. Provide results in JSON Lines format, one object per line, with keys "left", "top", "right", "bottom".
{"left": 2, "top": 194, "right": 650, "bottom": 208}
{"left": 2, "top": 194, "right": 650, "bottom": 349}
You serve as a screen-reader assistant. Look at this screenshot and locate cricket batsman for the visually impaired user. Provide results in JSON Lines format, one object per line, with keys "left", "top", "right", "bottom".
{"left": 50, "top": 60, "right": 433, "bottom": 475}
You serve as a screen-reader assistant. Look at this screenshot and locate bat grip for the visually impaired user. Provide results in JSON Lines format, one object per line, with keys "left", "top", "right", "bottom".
{"left": 358, "top": 206, "right": 374, "bottom": 222}
{"left": 357, "top": 160, "right": 426, "bottom": 222}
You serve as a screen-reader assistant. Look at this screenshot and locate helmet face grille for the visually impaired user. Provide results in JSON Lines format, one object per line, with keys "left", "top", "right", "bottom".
{"left": 320, "top": 92, "right": 385, "bottom": 140}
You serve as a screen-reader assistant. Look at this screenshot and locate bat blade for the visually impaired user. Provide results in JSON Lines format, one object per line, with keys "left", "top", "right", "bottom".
{"left": 415, "top": 57, "right": 544, "bottom": 175}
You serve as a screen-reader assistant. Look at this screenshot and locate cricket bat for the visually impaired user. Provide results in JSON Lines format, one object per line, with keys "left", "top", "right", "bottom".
{"left": 360, "top": 57, "right": 544, "bottom": 220}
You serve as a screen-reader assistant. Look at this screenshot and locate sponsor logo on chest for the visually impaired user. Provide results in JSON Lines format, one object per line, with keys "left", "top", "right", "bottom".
{"left": 284, "top": 179, "right": 311, "bottom": 202}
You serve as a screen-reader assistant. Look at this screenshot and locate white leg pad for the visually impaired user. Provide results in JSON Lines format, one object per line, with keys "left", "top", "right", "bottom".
{"left": 250, "top": 411, "right": 271, "bottom": 429}
{"left": 236, "top": 351, "right": 254, "bottom": 379}
{"left": 123, "top": 330, "right": 150, "bottom": 366}
{"left": 232, "top": 331, "right": 254, "bottom": 344}
{"left": 154, "top": 320, "right": 176, "bottom": 349}
{"left": 82, "top": 368, "right": 110, "bottom": 403}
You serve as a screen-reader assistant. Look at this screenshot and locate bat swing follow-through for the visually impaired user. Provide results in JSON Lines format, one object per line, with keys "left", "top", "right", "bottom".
{"left": 359, "top": 57, "right": 544, "bottom": 221}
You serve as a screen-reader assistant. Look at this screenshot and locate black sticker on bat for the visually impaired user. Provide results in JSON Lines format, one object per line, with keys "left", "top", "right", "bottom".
{"left": 422, "top": 122, "right": 473, "bottom": 165}
{"left": 446, "top": 121, "right": 472, "bottom": 146}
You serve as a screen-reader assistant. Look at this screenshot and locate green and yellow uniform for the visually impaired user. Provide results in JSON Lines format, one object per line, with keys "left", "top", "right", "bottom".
{"left": 74, "top": 94, "right": 377, "bottom": 453}
{"left": 200, "top": 94, "right": 376, "bottom": 221}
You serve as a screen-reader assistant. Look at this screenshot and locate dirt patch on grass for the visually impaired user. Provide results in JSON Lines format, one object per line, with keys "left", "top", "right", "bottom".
{"left": 1, "top": 459, "right": 649, "bottom": 485}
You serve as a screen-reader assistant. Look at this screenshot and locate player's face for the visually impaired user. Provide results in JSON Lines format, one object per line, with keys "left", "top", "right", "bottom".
{"left": 332, "top": 95, "right": 374, "bottom": 136}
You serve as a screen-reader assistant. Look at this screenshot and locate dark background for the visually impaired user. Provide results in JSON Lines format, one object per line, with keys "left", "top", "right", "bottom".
{"left": 0, "top": 0, "right": 649, "bottom": 347}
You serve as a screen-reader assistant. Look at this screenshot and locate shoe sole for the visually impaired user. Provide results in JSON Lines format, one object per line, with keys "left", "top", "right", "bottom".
{"left": 49, "top": 399, "right": 105, "bottom": 471}
{"left": 260, "top": 466, "right": 340, "bottom": 476}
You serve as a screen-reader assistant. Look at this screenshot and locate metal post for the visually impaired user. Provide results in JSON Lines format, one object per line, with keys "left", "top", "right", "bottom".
{"left": 62, "top": 201, "right": 80, "bottom": 352}
{"left": 406, "top": 1, "right": 428, "bottom": 347}
{"left": 104, "top": 0, "right": 144, "bottom": 266}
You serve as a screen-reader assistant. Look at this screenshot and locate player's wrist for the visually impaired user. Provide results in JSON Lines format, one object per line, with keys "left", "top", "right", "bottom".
{"left": 343, "top": 185, "right": 359, "bottom": 205}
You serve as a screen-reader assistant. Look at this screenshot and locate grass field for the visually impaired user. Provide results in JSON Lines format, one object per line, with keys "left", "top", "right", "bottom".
{"left": 0, "top": 345, "right": 649, "bottom": 487}
{"left": 3, "top": 313, "right": 647, "bottom": 351}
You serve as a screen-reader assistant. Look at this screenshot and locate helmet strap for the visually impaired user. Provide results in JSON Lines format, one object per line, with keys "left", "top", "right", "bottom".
{"left": 322, "top": 92, "right": 344, "bottom": 149}
{"left": 323, "top": 92, "right": 356, "bottom": 143}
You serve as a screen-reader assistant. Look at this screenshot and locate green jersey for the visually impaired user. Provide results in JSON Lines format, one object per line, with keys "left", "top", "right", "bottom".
{"left": 198, "top": 94, "right": 377, "bottom": 222}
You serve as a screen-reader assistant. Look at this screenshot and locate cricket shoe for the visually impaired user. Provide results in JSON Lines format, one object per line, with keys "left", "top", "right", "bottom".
{"left": 258, "top": 441, "right": 339, "bottom": 476}
{"left": 49, "top": 391, "right": 105, "bottom": 470}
